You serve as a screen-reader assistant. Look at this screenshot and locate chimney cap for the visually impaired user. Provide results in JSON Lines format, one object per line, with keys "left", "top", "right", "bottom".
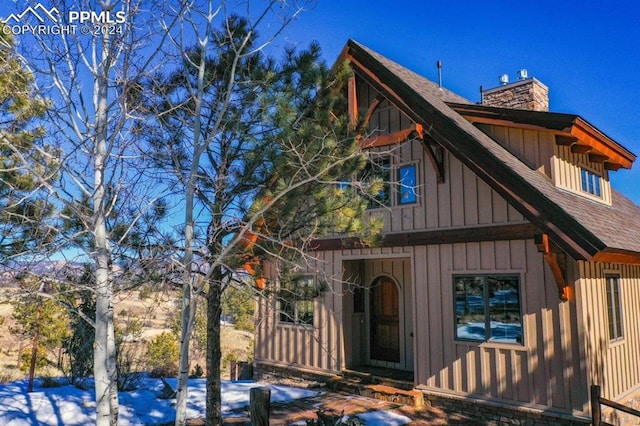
{"left": 517, "top": 69, "right": 528, "bottom": 80}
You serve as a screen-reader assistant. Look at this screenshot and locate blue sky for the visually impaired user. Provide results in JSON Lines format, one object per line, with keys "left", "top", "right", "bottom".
{"left": 280, "top": 0, "right": 640, "bottom": 204}
{"left": 2, "top": 0, "right": 637, "bottom": 202}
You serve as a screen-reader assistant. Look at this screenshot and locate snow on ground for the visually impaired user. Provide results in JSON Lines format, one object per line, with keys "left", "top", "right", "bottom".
{"left": 355, "top": 410, "right": 411, "bottom": 425}
{"left": 0, "top": 377, "right": 318, "bottom": 425}
{"left": 0, "top": 377, "right": 411, "bottom": 425}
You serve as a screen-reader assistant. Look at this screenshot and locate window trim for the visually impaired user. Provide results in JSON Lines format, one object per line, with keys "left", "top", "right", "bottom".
{"left": 396, "top": 163, "right": 418, "bottom": 205}
{"left": 580, "top": 166, "right": 603, "bottom": 198}
{"left": 364, "top": 157, "right": 391, "bottom": 209}
{"left": 605, "top": 274, "right": 624, "bottom": 342}
{"left": 453, "top": 273, "right": 524, "bottom": 345}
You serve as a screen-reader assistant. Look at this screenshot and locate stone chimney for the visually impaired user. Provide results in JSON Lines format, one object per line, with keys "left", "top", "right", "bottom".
{"left": 481, "top": 70, "right": 549, "bottom": 111}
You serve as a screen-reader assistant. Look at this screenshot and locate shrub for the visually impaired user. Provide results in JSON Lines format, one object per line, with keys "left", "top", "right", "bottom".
{"left": 149, "top": 362, "right": 179, "bottom": 379}
{"left": 189, "top": 364, "right": 204, "bottom": 378}
{"left": 0, "top": 370, "right": 17, "bottom": 384}
{"left": 40, "top": 376, "right": 65, "bottom": 388}
{"left": 146, "top": 332, "right": 179, "bottom": 371}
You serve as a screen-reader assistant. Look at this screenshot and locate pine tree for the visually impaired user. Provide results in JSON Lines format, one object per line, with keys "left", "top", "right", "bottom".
{"left": 142, "top": 16, "right": 377, "bottom": 425}
{"left": 0, "top": 26, "right": 54, "bottom": 256}
{"left": 63, "top": 290, "right": 95, "bottom": 388}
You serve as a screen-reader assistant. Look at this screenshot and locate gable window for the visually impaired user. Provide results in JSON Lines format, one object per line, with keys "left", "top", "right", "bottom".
{"left": 580, "top": 167, "right": 602, "bottom": 197}
{"left": 454, "top": 274, "right": 522, "bottom": 344}
{"left": 397, "top": 164, "right": 418, "bottom": 204}
{"left": 606, "top": 275, "right": 623, "bottom": 340}
{"left": 364, "top": 158, "right": 391, "bottom": 208}
{"left": 279, "top": 275, "right": 316, "bottom": 325}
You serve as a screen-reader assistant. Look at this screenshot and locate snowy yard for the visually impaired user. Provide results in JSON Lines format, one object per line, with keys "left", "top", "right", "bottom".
{"left": 0, "top": 377, "right": 412, "bottom": 425}
{"left": 0, "top": 378, "right": 317, "bottom": 425}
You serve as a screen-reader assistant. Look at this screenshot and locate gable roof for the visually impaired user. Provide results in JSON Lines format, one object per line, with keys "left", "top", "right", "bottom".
{"left": 341, "top": 39, "right": 640, "bottom": 264}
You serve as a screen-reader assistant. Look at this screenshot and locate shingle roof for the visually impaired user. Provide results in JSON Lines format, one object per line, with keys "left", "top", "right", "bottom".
{"left": 346, "top": 39, "right": 640, "bottom": 262}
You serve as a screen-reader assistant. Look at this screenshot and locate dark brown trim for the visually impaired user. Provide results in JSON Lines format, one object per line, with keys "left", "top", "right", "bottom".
{"left": 535, "top": 234, "right": 568, "bottom": 300}
{"left": 421, "top": 134, "right": 445, "bottom": 183}
{"left": 310, "top": 223, "right": 540, "bottom": 251}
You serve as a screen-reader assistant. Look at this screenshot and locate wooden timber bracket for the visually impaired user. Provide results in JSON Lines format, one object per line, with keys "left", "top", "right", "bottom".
{"left": 421, "top": 130, "right": 445, "bottom": 183}
{"left": 535, "top": 233, "right": 569, "bottom": 301}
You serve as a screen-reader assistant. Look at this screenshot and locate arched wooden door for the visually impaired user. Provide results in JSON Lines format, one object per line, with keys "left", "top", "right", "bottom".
{"left": 369, "top": 276, "right": 400, "bottom": 363}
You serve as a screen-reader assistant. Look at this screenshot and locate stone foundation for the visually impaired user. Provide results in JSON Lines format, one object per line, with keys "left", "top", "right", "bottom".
{"left": 419, "top": 387, "right": 591, "bottom": 426}
{"left": 254, "top": 361, "right": 592, "bottom": 425}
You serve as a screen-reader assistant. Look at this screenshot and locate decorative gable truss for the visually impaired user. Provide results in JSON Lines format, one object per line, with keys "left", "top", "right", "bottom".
{"left": 347, "top": 73, "right": 445, "bottom": 183}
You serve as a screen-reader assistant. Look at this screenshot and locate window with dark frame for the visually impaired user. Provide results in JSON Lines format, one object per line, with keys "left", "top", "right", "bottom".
{"left": 279, "top": 275, "right": 316, "bottom": 325}
{"left": 454, "top": 274, "right": 522, "bottom": 344}
{"left": 605, "top": 275, "right": 623, "bottom": 340}
{"left": 580, "top": 167, "right": 602, "bottom": 197}
{"left": 363, "top": 157, "right": 391, "bottom": 208}
{"left": 397, "top": 164, "right": 417, "bottom": 204}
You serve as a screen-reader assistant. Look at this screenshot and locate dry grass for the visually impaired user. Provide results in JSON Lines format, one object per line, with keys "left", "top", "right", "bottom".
{"left": 0, "top": 290, "right": 254, "bottom": 381}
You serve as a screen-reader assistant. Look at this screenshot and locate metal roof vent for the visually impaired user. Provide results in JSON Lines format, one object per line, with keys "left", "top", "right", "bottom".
{"left": 517, "top": 69, "right": 528, "bottom": 80}
{"left": 499, "top": 74, "right": 509, "bottom": 86}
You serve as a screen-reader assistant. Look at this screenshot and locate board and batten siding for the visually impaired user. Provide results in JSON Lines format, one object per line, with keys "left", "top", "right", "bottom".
{"left": 366, "top": 140, "right": 526, "bottom": 234}
{"left": 412, "top": 239, "right": 587, "bottom": 413}
{"left": 255, "top": 250, "right": 345, "bottom": 373}
{"left": 575, "top": 262, "right": 640, "bottom": 402}
{"left": 476, "top": 123, "right": 612, "bottom": 206}
{"left": 256, "top": 239, "right": 588, "bottom": 413}
{"left": 354, "top": 84, "right": 527, "bottom": 233}
{"left": 551, "top": 145, "right": 612, "bottom": 205}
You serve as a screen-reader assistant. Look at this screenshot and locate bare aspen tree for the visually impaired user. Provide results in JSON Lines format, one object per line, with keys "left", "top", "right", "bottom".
{"left": 5, "top": 1, "right": 178, "bottom": 424}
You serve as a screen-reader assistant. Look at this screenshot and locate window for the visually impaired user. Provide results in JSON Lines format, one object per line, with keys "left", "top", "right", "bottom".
{"left": 454, "top": 274, "right": 522, "bottom": 344}
{"left": 580, "top": 167, "right": 602, "bottom": 197}
{"left": 606, "top": 275, "right": 623, "bottom": 340}
{"left": 363, "top": 158, "right": 391, "bottom": 208}
{"left": 279, "top": 275, "right": 316, "bottom": 325}
{"left": 397, "top": 164, "right": 417, "bottom": 204}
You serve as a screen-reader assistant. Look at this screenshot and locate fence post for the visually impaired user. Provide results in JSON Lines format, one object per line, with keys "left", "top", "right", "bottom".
{"left": 591, "top": 385, "right": 601, "bottom": 426}
{"left": 250, "top": 386, "right": 271, "bottom": 426}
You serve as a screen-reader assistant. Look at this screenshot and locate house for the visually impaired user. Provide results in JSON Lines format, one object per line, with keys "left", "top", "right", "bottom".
{"left": 254, "top": 39, "right": 640, "bottom": 424}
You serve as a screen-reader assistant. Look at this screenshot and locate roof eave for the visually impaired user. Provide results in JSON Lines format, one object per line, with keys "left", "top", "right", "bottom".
{"left": 448, "top": 103, "right": 636, "bottom": 170}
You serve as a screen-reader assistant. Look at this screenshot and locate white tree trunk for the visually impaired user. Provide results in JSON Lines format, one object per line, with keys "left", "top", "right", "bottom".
{"left": 93, "top": 40, "right": 119, "bottom": 426}
{"left": 175, "top": 23, "right": 209, "bottom": 424}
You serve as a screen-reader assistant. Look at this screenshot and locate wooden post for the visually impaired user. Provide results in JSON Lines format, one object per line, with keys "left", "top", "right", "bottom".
{"left": 230, "top": 360, "right": 237, "bottom": 381}
{"left": 591, "top": 385, "right": 601, "bottom": 426}
{"left": 250, "top": 386, "right": 271, "bottom": 426}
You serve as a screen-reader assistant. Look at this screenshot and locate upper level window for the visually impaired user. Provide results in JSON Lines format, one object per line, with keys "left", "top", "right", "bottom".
{"left": 397, "top": 164, "right": 417, "bottom": 205}
{"left": 606, "top": 275, "right": 623, "bottom": 340}
{"left": 363, "top": 158, "right": 391, "bottom": 208}
{"left": 580, "top": 167, "right": 602, "bottom": 197}
{"left": 454, "top": 274, "right": 522, "bottom": 344}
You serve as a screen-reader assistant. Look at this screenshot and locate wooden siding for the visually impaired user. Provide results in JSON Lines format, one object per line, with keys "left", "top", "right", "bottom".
{"left": 575, "top": 262, "right": 640, "bottom": 402}
{"left": 477, "top": 123, "right": 612, "bottom": 206}
{"left": 255, "top": 250, "right": 345, "bottom": 373}
{"left": 477, "top": 124, "right": 555, "bottom": 178}
{"left": 552, "top": 145, "right": 612, "bottom": 205}
{"left": 256, "top": 240, "right": 588, "bottom": 413}
{"left": 355, "top": 80, "right": 526, "bottom": 234}
{"left": 364, "top": 141, "right": 526, "bottom": 234}
{"left": 412, "top": 239, "right": 586, "bottom": 412}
